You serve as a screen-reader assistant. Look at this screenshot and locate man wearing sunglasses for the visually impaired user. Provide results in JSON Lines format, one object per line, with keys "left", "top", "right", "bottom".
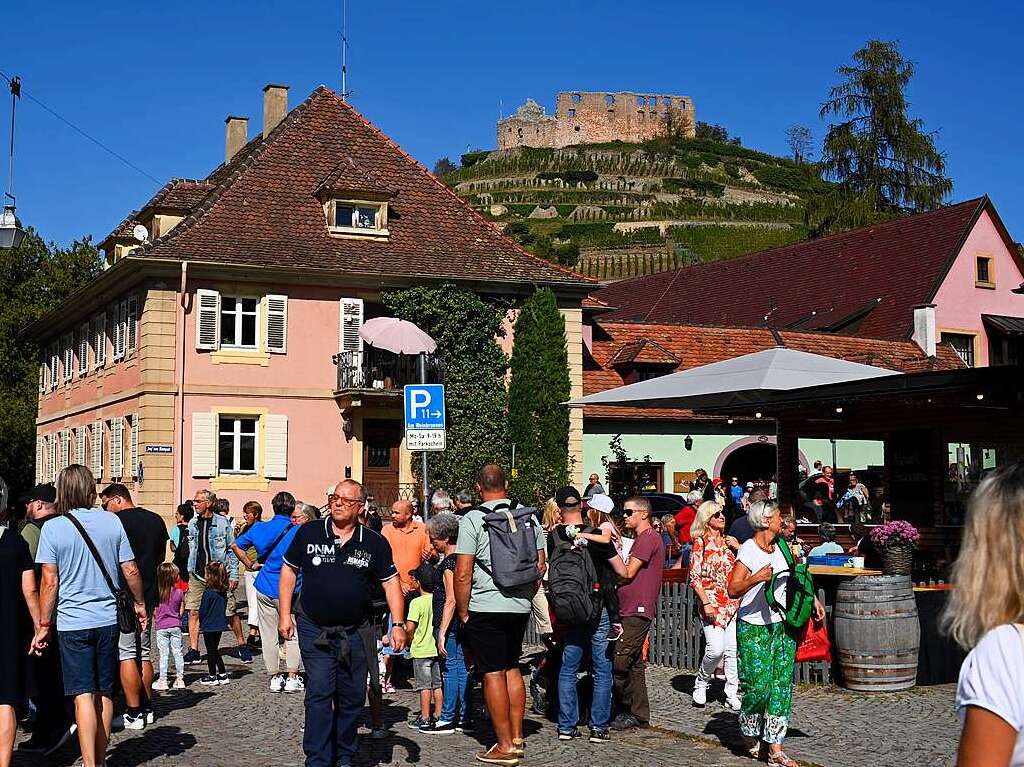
{"left": 611, "top": 497, "right": 664, "bottom": 731}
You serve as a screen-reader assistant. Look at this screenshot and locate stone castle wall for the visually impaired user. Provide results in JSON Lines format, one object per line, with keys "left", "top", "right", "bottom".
{"left": 497, "top": 91, "right": 695, "bottom": 150}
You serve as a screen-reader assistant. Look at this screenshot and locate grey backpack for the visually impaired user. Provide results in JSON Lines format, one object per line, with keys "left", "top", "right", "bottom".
{"left": 475, "top": 503, "right": 541, "bottom": 589}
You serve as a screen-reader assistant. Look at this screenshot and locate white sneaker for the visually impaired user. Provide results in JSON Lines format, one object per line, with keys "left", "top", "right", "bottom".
{"left": 284, "top": 676, "right": 305, "bottom": 693}
{"left": 173, "top": 678, "right": 186, "bottom": 689}
{"left": 269, "top": 674, "right": 286, "bottom": 693}
{"left": 692, "top": 682, "right": 708, "bottom": 707}
{"left": 152, "top": 678, "right": 169, "bottom": 691}
{"left": 145, "top": 709, "right": 155, "bottom": 725}
{"left": 725, "top": 695, "right": 742, "bottom": 711}
{"left": 122, "top": 712, "right": 146, "bottom": 730}
{"left": 218, "top": 673, "right": 231, "bottom": 685}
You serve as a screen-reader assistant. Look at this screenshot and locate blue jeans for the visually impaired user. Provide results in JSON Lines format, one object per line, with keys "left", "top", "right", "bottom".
{"left": 297, "top": 615, "right": 367, "bottom": 767}
{"left": 558, "top": 608, "right": 612, "bottom": 732}
{"left": 58, "top": 624, "right": 119, "bottom": 697}
{"left": 440, "top": 627, "right": 472, "bottom": 723}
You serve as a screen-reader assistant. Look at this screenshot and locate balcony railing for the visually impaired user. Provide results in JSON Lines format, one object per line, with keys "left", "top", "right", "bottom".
{"left": 332, "top": 349, "right": 443, "bottom": 392}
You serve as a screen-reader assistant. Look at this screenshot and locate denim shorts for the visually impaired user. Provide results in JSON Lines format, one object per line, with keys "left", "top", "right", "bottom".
{"left": 412, "top": 657, "right": 441, "bottom": 691}
{"left": 58, "top": 624, "right": 120, "bottom": 697}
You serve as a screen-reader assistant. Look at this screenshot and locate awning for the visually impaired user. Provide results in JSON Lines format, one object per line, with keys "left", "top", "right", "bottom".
{"left": 569, "top": 347, "right": 901, "bottom": 410}
{"left": 982, "top": 314, "right": 1024, "bottom": 336}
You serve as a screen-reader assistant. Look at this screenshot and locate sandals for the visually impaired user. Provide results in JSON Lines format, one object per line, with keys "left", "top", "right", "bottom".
{"left": 767, "top": 749, "right": 798, "bottom": 766}
{"left": 511, "top": 738, "right": 525, "bottom": 757}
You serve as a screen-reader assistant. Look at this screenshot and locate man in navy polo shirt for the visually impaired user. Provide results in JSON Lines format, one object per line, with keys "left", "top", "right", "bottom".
{"left": 280, "top": 479, "right": 406, "bottom": 767}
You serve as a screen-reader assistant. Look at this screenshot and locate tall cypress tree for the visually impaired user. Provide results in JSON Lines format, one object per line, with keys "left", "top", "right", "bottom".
{"left": 812, "top": 40, "right": 952, "bottom": 235}
{"left": 507, "top": 288, "right": 570, "bottom": 504}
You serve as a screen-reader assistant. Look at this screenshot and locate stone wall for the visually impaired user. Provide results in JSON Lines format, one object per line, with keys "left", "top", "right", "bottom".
{"left": 498, "top": 91, "right": 695, "bottom": 150}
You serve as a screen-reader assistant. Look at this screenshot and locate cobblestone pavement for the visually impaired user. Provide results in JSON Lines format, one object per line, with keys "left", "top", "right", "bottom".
{"left": 12, "top": 651, "right": 956, "bottom": 766}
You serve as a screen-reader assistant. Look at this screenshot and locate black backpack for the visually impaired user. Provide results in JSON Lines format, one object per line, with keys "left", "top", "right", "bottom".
{"left": 547, "top": 527, "right": 602, "bottom": 627}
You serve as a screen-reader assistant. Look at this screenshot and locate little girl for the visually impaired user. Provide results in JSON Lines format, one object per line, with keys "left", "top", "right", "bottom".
{"left": 153, "top": 563, "right": 186, "bottom": 690}
{"left": 584, "top": 505, "right": 624, "bottom": 641}
{"left": 198, "top": 561, "right": 230, "bottom": 686}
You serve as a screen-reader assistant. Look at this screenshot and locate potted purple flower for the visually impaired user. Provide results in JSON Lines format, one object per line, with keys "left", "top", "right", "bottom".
{"left": 870, "top": 520, "right": 921, "bottom": 576}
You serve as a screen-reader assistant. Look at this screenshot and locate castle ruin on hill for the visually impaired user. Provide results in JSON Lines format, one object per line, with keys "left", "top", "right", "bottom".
{"left": 497, "top": 91, "right": 696, "bottom": 150}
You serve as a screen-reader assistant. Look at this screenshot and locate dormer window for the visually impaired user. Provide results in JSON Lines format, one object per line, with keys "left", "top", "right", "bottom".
{"left": 325, "top": 198, "right": 389, "bottom": 238}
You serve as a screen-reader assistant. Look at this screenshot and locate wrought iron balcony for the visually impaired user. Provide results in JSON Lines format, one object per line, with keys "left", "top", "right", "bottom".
{"left": 332, "top": 348, "right": 443, "bottom": 393}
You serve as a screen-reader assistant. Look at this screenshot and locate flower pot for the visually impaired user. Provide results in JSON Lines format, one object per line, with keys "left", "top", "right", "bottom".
{"left": 882, "top": 544, "right": 913, "bottom": 576}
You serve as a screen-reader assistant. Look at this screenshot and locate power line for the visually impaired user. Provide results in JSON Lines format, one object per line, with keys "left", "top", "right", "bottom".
{"left": 0, "top": 70, "right": 161, "bottom": 185}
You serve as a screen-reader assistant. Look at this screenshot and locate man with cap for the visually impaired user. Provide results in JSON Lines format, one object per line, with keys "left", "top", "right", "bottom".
{"left": 548, "top": 486, "right": 625, "bottom": 743}
{"left": 16, "top": 484, "right": 76, "bottom": 756}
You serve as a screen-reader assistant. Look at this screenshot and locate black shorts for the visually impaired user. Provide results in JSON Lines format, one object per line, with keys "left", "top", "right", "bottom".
{"left": 466, "top": 611, "right": 529, "bottom": 674}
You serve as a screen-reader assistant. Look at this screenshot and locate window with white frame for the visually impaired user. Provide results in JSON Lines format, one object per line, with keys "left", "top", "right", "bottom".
{"left": 218, "top": 416, "right": 258, "bottom": 474}
{"left": 327, "top": 199, "right": 388, "bottom": 237}
{"left": 220, "top": 297, "right": 259, "bottom": 349}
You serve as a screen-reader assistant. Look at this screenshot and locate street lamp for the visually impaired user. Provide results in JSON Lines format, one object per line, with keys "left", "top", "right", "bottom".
{"left": 684, "top": 435, "right": 693, "bottom": 451}
{"left": 1, "top": 75, "right": 25, "bottom": 250}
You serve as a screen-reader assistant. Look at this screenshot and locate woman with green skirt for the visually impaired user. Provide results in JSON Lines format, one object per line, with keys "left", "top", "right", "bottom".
{"left": 728, "top": 501, "right": 824, "bottom": 766}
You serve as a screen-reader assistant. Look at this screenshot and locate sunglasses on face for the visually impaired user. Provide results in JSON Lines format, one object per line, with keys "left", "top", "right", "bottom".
{"left": 711, "top": 511, "right": 724, "bottom": 519}
{"left": 623, "top": 508, "right": 640, "bottom": 517}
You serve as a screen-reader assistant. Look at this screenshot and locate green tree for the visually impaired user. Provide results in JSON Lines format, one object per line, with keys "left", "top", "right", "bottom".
{"left": 383, "top": 284, "right": 509, "bottom": 493}
{"left": 0, "top": 230, "right": 101, "bottom": 502}
{"left": 815, "top": 40, "right": 952, "bottom": 235}
{"left": 432, "top": 157, "right": 457, "bottom": 177}
{"left": 507, "top": 288, "right": 569, "bottom": 504}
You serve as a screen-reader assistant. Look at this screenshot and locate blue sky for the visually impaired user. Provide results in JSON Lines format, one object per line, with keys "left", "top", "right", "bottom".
{"left": 3, "top": 0, "right": 1022, "bottom": 247}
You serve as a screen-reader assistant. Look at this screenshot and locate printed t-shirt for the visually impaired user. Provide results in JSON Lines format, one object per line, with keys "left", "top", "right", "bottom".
{"left": 35, "top": 508, "right": 135, "bottom": 631}
{"left": 736, "top": 538, "right": 789, "bottom": 625}
{"left": 454, "top": 499, "right": 544, "bottom": 614}
{"left": 116, "top": 506, "right": 169, "bottom": 609}
{"left": 284, "top": 519, "right": 397, "bottom": 628}
{"left": 618, "top": 527, "right": 665, "bottom": 619}
{"left": 956, "top": 624, "right": 1024, "bottom": 766}
{"left": 235, "top": 514, "right": 300, "bottom": 600}
{"left": 408, "top": 593, "right": 437, "bottom": 658}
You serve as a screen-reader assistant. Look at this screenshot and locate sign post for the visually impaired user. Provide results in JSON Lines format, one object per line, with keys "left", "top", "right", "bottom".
{"left": 404, "top": 371, "right": 446, "bottom": 518}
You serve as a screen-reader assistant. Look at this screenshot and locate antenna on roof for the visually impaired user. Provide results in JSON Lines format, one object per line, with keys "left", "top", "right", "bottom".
{"left": 763, "top": 304, "right": 785, "bottom": 348}
{"left": 340, "top": 0, "right": 351, "bottom": 101}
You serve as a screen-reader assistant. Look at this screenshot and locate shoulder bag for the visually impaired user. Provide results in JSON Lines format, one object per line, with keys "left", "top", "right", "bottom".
{"left": 64, "top": 512, "right": 139, "bottom": 634}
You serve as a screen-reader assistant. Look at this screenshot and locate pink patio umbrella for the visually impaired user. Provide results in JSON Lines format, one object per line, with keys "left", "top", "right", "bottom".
{"left": 358, "top": 316, "right": 437, "bottom": 355}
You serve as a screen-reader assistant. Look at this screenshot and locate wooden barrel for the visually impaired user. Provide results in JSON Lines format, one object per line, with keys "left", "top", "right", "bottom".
{"left": 834, "top": 575, "right": 920, "bottom": 692}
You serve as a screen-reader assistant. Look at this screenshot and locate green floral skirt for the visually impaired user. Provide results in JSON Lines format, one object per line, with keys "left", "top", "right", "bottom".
{"left": 736, "top": 620, "right": 796, "bottom": 744}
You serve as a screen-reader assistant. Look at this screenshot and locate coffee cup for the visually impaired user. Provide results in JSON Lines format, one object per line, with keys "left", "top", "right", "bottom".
{"left": 852, "top": 556, "right": 865, "bottom": 569}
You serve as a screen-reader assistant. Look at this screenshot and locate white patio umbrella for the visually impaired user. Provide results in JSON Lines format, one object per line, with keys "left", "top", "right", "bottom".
{"left": 569, "top": 347, "right": 901, "bottom": 410}
{"left": 359, "top": 317, "right": 437, "bottom": 355}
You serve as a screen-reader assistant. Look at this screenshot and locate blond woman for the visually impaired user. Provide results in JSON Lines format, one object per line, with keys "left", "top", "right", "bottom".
{"left": 944, "top": 463, "right": 1024, "bottom": 767}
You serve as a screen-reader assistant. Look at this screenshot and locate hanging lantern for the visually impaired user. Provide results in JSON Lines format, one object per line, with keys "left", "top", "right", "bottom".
{"left": 684, "top": 435, "right": 693, "bottom": 451}
{"left": 1, "top": 76, "right": 25, "bottom": 250}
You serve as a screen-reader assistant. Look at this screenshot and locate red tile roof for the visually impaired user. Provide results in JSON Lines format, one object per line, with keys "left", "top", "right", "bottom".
{"left": 314, "top": 157, "right": 395, "bottom": 199}
{"left": 594, "top": 198, "right": 1019, "bottom": 339}
{"left": 607, "top": 338, "right": 680, "bottom": 366}
{"left": 128, "top": 86, "right": 592, "bottom": 287}
{"left": 584, "top": 320, "right": 965, "bottom": 420}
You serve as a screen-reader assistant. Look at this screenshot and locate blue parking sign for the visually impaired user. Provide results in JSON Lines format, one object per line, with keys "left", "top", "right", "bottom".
{"left": 404, "top": 384, "right": 446, "bottom": 430}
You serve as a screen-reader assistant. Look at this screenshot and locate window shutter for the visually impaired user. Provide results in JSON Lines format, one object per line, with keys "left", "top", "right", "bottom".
{"left": 94, "top": 314, "right": 107, "bottom": 368}
{"left": 196, "top": 289, "right": 221, "bottom": 351}
{"left": 78, "top": 323, "right": 90, "bottom": 377}
{"left": 113, "top": 301, "right": 126, "bottom": 360}
{"left": 109, "top": 419, "right": 124, "bottom": 479}
{"left": 265, "top": 294, "right": 288, "bottom": 354}
{"left": 39, "top": 358, "right": 45, "bottom": 394}
{"left": 130, "top": 415, "right": 140, "bottom": 479}
{"left": 76, "top": 427, "right": 87, "bottom": 465}
{"left": 191, "top": 412, "right": 218, "bottom": 477}
{"left": 59, "top": 430, "right": 70, "bottom": 472}
{"left": 263, "top": 414, "right": 288, "bottom": 479}
{"left": 91, "top": 419, "right": 103, "bottom": 478}
{"left": 63, "top": 334, "right": 74, "bottom": 382}
{"left": 339, "top": 297, "right": 364, "bottom": 354}
{"left": 36, "top": 437, "right": 43, "bottom": 483}
{"left": 50, "top": 345, "right": 59, "bottom": 390}
{"left": 126, "top": 296, "right": 138, "bottom": 353}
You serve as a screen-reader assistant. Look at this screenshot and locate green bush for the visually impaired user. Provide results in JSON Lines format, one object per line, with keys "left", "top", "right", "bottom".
{"left": 752, "top": 165, "right": 827, "bottom": 194}
{"left": 461, "top": 150, "right": 490, "bottom": 168}
{"left": 663, "top": 177, "right": 726, "bottom": 197}
{"left": 537, "top": 170, "right": 599, "bottom": 185}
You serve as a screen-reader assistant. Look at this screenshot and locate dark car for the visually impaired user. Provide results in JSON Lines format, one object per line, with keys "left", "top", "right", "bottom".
{"left": 609, "top": 491, "right": 688, "bottom": 516}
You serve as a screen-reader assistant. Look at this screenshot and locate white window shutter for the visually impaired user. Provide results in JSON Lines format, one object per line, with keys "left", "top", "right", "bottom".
{"left": 196, "top": 289, "right": 221, "bottom": 351}
{"left": 76, "top": 427, "right": 86, "bottom": 465}
{"left": 112, "top": 301, "right": 126, "bottom": 360}
{"left": 50, "top": 346, "right": 59, "bottom": 390}
{"left": 94, "top": 314, "right": 107, "bottom": 368}
{"left": 108, "top": 419, "right": 124, "bottom": 479}
{"left": 130, "top": 415, "right": 140, "bottom": 479}
{"left": 63, "top": 335, "right": 74, "bottom": 382}
{"left": 191, "top": 412, "right": 218, "bottom": 477}
{"left": 263, "top": 414, "right": 288, "bottom": 479}
{"left": 265, "top": 294, "right": 288, "bottom": 354}
{"left": 60, "top": 430, "right": 69, "bottom": 472}
{"left": 35, "top": 437, "right": 42, "bottom": 483}
{"left": 39, "top": 359, "right": 45, "bottom": 393}
{"left": 91, "top": 419, "right": 103, "bottom": 478}
{"left": 126, "top": 296, "right": 138, "bottom": 353}
{"left": 78, "top": 323, "right": 89, "bottom": 377}
{"left": 339, "top": 297, "right": 364, "bottom": 354}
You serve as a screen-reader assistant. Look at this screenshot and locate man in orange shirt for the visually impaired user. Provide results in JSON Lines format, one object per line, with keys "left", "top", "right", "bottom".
{"left": 382, "top": 500, "right": 433, "bottom": 597}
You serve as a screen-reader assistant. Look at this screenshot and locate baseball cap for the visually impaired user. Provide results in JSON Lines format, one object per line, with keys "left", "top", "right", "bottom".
{"left": 587, "top": 494, "right": 614, "bottom": 514}
{"left": 20, "top": 483, "right": 56, "bottom": 504}
{"left": 554, "top": 486, "right": 582, "bottom": 508}
{"left": 746, "top": 482, "right": 754, "bottom": 489}
{"left": 409, "top": 562, "right": 436, "bottom": 590}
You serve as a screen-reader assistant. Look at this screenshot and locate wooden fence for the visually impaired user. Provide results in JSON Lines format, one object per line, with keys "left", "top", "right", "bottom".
{"left": 528, "top": 579, "right": 831, "bottom": 686}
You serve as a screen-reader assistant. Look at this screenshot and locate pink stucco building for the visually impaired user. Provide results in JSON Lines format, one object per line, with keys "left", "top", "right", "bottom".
{"left": 30, "top": 84, "right": 592, "bottom": 522}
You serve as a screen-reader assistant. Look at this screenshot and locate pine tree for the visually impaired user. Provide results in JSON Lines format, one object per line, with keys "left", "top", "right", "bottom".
{"left": 814, "top": 40, "right": 952, "bottom": 235}
{"left": 507, "top": 288, "right": 570, "bottom": 504}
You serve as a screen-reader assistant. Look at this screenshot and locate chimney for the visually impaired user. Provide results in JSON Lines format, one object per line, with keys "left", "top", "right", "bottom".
{"left": 224, "top": 116, "right": 249, "bottom": 162}
{"left": 262, "top": 84, "right": 289, "bottom": 138}
{"left": 912, "top": 304, "right": 937, "bottom": 357}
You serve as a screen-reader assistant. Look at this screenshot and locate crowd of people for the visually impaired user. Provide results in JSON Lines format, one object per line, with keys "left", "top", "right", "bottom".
{"left": 3, "top": 459, "right": 1023, "bottom": 767}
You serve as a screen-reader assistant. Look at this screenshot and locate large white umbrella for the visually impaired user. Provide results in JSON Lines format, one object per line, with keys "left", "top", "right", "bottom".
{"left": 359, "top": 317, "right": 437, "bottom": 355}
{"left": 570, "top": 347, "right": 901, "bottom": 410}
